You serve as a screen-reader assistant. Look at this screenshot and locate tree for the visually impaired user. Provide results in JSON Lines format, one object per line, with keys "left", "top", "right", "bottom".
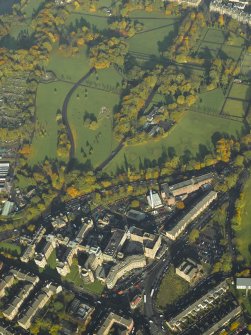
{"left": 189, "top": 229, "right": 200, "bottom": 243}
{"left": 131, "top": 200, "right": 140, "bottom": 208}
{"left": 176, "top": 201, "right": 185, "bottom": 209}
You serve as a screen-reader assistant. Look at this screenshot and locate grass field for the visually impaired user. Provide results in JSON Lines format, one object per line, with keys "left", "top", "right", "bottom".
{"left": 128, "top": 12, "right": 179, "bottom": 56}
{"left": 67, "top": 86, "right": 119, "bottom": 166}
{"left": 228, "top": 84, "right": 250, "bottom": 100}
{"left": 156, "top": 265, "right": 189, "bottom": 309}
{"left": 241, "top": 53, "right": 251, "bottom": 78}
{"left": 204, "top": 29, "right": 225, "bottom": 43}
{"left": 30, "top": 81, "right": 72, "bottom": 164}
{"left": 196, "top": 28, "right": 243, "bottom": 61}
{"left": 104, "top": 111, "right": 244, "bottom": 173}
{"left": 194, "top": 88, "right": 226, "bottom": 115}
{"left": 235, "top": 173, "right": 251, "bottom": 266}
{"left": 223, "top": 99, "right": 248, "bottom": 117}
{"left": 221, "top": 45, "right": 243, "bottom": 61}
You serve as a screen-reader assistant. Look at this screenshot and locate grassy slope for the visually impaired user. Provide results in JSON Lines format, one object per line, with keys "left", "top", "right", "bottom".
{"left": 64, "top": 260, "right": 104, "bottom": 295}
{"left": 104, "top": 111, "right": 244, "bottom": 173}
{"left": 47, "top": 48, "right": 91, "bottom": 82}
{"left": 236, "top": 174, "right": 251, "bottom": 266}
{"left": 67, "top": 85, "right": 120, "bottom": 166}
{"left": 30, "top": 81, "right": 72, "bottom": 164}
{"left": 156, "top": 265, "right": 189, "bottom": 309}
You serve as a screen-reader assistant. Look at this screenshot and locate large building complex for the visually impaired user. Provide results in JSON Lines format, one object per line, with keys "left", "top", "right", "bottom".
{"left": 161, "top": 173, "right": 214, "bottom": 206}
{"left": 106, "top": 254, "right": 146, "bottom": 289}
{"left": 0, "top": 162, "right": 10, "bottom": 193}
{"left": 165, "top": 191, "right": 217, "bottom": 240}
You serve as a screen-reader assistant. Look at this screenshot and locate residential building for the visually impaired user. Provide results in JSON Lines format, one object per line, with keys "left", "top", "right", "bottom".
{"left": 202, "top": 306, "right": 242, "bottom": 335}
{"left": 94, "top": 312, "right": 134, "bottom": 335}
{"left": 167, "top": 0, "right": 202, "bottom": 6}
{"left": 166, "top": 280, "right": 229, "bottom": 332}
{"left": 236, "top": 278, "right": 251, "bottom": 290}
{"left": 210, "top": 0, "right": 251, "bottom": 26}
{"left": 165, "top": 191, "right": 217, "bottom": 240}
{"left": 0, "top": 326, "right": 13, "bottom": 335}
{"left": 18, "top": 284, "right": 62, "bottom": 330}
{"left": 0, "top": 275, "right": 14, "bottom": 298}
{"left": 3, "top": 283, "right": 34, "bottom": 320}
{"left": 0, "top": 162, "right": 9, "bottom": 178}
{"left": 161, "top": 173, "right": 214, "bottom": 205}
{"left": 106, "top": 255, "right": 146, "bottom": 289}
{"left": 0, "top": 162, "right": 9, "bottom": 193}
{"left": 176, "top": 258, "right": 203, "bottom": 283}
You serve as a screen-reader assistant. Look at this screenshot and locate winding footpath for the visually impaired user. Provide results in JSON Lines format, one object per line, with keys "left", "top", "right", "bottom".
{"left": 61, "top": 67, "right": 95, "bottom": 159}
{"left": 62, "top": 68, "right": 158, "bottom": 171}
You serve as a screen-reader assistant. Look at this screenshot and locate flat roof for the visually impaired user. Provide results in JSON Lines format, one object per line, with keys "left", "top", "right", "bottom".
{"left": 236, "top": 278, "right": 251, "bottom": 286}
{"left": 104, "top": 229, "right": 126, "bottom": 257}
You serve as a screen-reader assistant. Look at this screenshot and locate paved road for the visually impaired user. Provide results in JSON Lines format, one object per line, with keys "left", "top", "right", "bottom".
{"left": 61, "top": 68, "right": 95, "bottom": 159}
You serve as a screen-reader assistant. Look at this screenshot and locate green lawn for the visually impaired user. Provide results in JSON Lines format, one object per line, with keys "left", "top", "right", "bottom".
{"left": 235, "top": 173, "right": 251, "bottom": 266}
{"left": 156, "top": 265, "right": 189, "bottom": 310}
{"left": 228, "top": 84, "right": 250, "bottom": 100}
{"left": 128, "top": 14, "right": 179, "bottom": 56}
{"left": 46, "top": 249, "right": 57, "bottom": 270}
{"left": 204, "top": 28, "right": 225, "bottom": 43}
{"left": 67, "top": 86, "right": 119, "bottom": 167}
{"left": 64, "top": 260, "right": 104, "bottom": 295}
{"left": 0, "top": 242, "right": 22, "bottom": 256}
{"left": 223, "top": 99, "right": 247, "bottom": 117}
{"left": 193, "top": 88, "right": 226, "bottom": 115}
{"left": 104, "top": 111, "right": 244, "bottom": 173}
{"left": 30, "top": 81, "right": 72, "bottom": 164}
